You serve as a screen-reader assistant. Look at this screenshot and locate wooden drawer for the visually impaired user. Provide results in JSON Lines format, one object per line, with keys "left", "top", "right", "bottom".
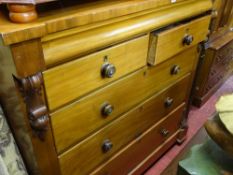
{"left": 51, "top": 47, "right": 197, "bottom": 154}
{"left": 91, "top": 103, "right": 184, "bottom": 175}
{"left": 43, "top": 35, "right": 149, "bottom": 111}
{"left": 58, "top": 76, "right": 190, "bottom": 175}
{"left": 148, "top": 15, "right": 210, "bottom": 65}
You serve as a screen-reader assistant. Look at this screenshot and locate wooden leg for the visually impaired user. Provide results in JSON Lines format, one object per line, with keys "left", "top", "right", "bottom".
{"left": 7, "top": 4, "right": 38, "bottom": 23}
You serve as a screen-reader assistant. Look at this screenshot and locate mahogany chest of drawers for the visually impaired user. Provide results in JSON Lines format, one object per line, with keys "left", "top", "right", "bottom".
{"left": 0, "top": 0, "right": 211, "bottom": 174}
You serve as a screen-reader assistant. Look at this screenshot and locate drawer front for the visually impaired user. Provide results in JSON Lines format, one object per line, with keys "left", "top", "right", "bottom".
{"left": 148, "top": 15, "right": 210, "bottom": 65}
{"left": 91, "top": 104, "right": 184, "bottom": 175}
{"left": 43, "top": 35, "right": 149, "bottom": 111}
{"left": 51, "top": 47, "right": 197, "bottom": 153}
{"left": 58, "top": 76, "right": 190, "bottom": 175}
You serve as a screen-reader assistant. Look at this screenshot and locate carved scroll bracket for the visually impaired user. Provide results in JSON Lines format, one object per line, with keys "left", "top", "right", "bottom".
{"left": 13, "top": 72, "right": 49, "bottom": 140}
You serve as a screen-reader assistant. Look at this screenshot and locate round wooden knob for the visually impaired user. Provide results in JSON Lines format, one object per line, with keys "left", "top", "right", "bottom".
{"left": 164, "top": 97, "right": 174, "bottom": 108}
{"left": 171, "top": 65, "right": 181, "bottom": 75}
{"left": 102, "top": 139, "right": 113, "bottom": 153}
{"left": 183, "top": 35, "right": 194, "bottom": 46}
{"left": 160, "top": 128, "right": 170, "bottom": 137}
{"left": 7, "top": 4, "right": 38, "bottom": 23}
{"left": 101, "top": 103, "right": 114, "bottom": 117}
{"left": 101, "top": 63, "right": 116, "bottom": 78}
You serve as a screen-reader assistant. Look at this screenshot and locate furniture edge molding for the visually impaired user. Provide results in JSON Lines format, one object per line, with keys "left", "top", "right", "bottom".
{"left": 0, "top": 0, "right": 212, "bottom": 46}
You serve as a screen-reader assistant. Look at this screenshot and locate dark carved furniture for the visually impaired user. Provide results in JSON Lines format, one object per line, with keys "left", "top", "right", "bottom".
{"left": 192, "top": 0, "right": 233, "bottom": 107}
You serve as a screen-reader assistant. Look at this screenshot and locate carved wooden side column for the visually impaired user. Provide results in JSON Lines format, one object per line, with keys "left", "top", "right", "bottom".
{"left": 13, "top": 73, "right": 49, "bottom": 140}
{"left": 9, "top": 39, "right": 61, "bottom": 175}
{"left": 7, "top": 4, "right": 38, "bottom": 23}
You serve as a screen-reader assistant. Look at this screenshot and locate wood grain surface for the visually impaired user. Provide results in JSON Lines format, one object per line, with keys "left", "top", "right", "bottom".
{"left": 0, "top": 39, "right": 61, "bottom": 175}
{"left": 51, "top": 46, "right": 197, "bottom": 154}
{"left": 91, "top": 103, "right": 185, "bottom": 175}
{"left": 58, "top": 85, "right": 187, "bottom": 175}
{"left": 43, "top": 35, "right": 149, "bottom": 110}
{"left": 42, "top": 0, "right": 211, "bottom": 67}
{"left": 148, "top": 15, "right": 211, "bottom": 65}
{"left": 0, "top": 0, "right": 212, "bottom": 45}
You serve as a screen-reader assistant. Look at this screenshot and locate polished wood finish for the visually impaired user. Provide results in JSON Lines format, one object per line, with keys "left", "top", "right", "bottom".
{"left": 130, "top": 130, "right": 181, "bottom": 175}
{"left": 13, "top": 72, "right": 50, "bottom": 140}
{"left": 193, "top": 31, "right": 233, "bottom": 107}
{"left": 11, "top": 41, "right": 61, "bottom": 175}
{"left": 41, "top": 0, "right": 190, "bottom": 34}
{"left": 148, "top": 15, "right": 211, "bottom": 65}
{"left": 210, "top": 0, "right": 227, "bottom": 33}
{"left": 228, "top": 7, "right": 233, "bottom": 28}
{"left": 209, "top": 31, "right": 233, "bottom": 50}
{"left": 0, "top": 0, "right": 211, "bottom": 46}
{"left": 0, "top": 40, "right": 40, "bottom": 174}
{"left": 0, "top": 12, "right": 46, "bottom": 46}
{"left": 0, "top": 1, "right": 212, "bottom": 175}
{"left": 51, "top": 47, "right": 197, "bottom": 153}
{"left": 58, "top": 80, "right": 188, "bottom": 175}
{"left": 42, "top": 0, "right": 211, "bottom": 67}
{"left": 7, "top": 4, "right": 38, "bottom": 23}
{"left": 0, "top": 39, "right": 61, "bottom": 175}
{"left": 91, "top": 103, "right": 185, "bottom": 175}
{"left": 43, "top": 35, "right": 149, "bottom": 110}
{"left": 209, "top": 0, "right": 233, "bottom": 34}
{"left": 219, "top": 0, "right": 233, "bottom": 29}
{"left": 11, "top": 39, "right": 46, "bottom": 76}
{"left": 192, "top": 0, "right": 233, "bottom": 107}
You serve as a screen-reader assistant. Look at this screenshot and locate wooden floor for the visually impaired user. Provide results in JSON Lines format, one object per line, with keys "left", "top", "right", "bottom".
{"left": 145, "top": 75, "right": 233, "bottom": 175}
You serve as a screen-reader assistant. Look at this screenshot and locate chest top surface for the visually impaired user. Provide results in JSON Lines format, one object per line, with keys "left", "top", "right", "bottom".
{"left": 0, "top": 0, "right": 205, "bottom": 45}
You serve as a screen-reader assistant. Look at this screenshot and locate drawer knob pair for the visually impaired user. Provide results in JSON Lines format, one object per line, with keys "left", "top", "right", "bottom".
{"left": 102, "top": 103, "right": 114, "bottom": 117}
{"left": 183, "top": 35, "right": 194, "bottom": 46}
{"left": 160, "top": 128, "right": 170, "bottom": 137}
{"left": 102, "top": 139, "right": 113, "bottom": 153}
{"left": 171, "top": 65, "right": 180, "bottom": 75}
{"left": 102, "top": 63, "right": 116, "bottom": 78}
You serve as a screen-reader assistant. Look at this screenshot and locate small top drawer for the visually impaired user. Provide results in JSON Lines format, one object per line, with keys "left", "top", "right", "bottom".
{"left": 43, "top": 35, "right": 149, "bottom": 110}
{"left": 148, "top": 15, "right": 211, "bottom": 65}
